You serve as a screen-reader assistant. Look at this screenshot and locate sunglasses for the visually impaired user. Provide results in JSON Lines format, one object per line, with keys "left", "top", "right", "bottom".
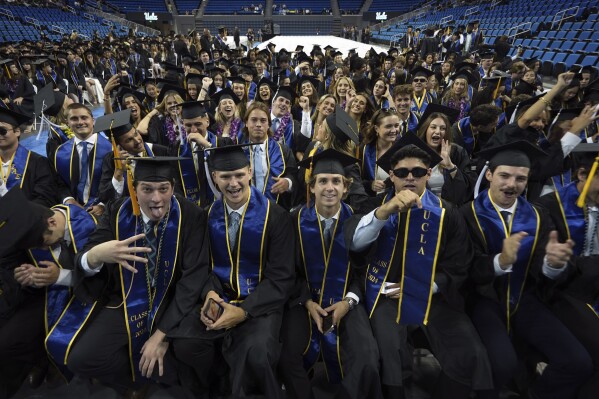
{"left": 0, "top": 127, "right": 12, "bottom": 136}
{"left": 392, "top": 167, "right": 428, "bottom": 178}
{"left": 413, "top": 78, "right": 428, "bottom": 83}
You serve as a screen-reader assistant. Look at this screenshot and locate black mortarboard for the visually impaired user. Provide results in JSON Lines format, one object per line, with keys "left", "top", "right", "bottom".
{"left": 296, "top": 75, "right": 320, "bottom": 92}
{"left": 453, "top": 61, "right": 477, "bottom": 72}
{"left": 0, "top": 188, "right": 49, "bottom": 257}
{"left": 117, "top": 87, "right": 148, "bottom": 105}
{"left": 205, "top": 143, "right": 257, "bottom": 171}
{"left": 34, "top": 84, "right": 59, "bottom": 116}
{"left": 571, "top": 143, "right": 599, "bottom": 171}
{"left": 94, "top": 109, "right": 133, "bottom": 139}
{"left": 297, "top": 52, "right": 313, "bottom": 65}
{"left": 376, "top": 132, "right": 443, "bottom": 172}
{"left": 389, "top": 47, "right": 399, "bottom": 55}
{"left": 33, "top": 58, "right": 50, "bottom": 69}
{"left": 180, "top": 101, "right": 210, "bottom": 119}
{"left": 199, "top": 47, "right": 211, "bottom": 56}
{"left": 479, "top": 51, "right": 495, "bottom": 60}
{"left": 450, "top": 69, "right": 477, "bottom": 85}
{"left": 131, "top": 156, "right": 183, "bottom": 182}
{"left": 142, "top": 77, "right": 169, "bottom": 88}
{"left": 411, "top": 66, "right": 434, "bottom": 78}
{"left": 524, "top": 57, "right": 538, "bottom": 68}
{"left": 550, "top": 108, "right": 582, "bottom": 124}
{"left": 238, "top": 65, "right": 257, "bottom": 77}
{"left": 161, "top": 62, "right": 184, "bottom": 74}
{"left": 295, "top": 45, "right": 304, "bottom": 52}
{"left": 257, "top": 77, "right": 277, "bottom": 92}
{"left": 189, "top": 61, "right": 204, "bottom": 71}
{"left": 297, "top": 148, "right": 358, "bottom": 176}
{"left": 332, "top": 50, "right": 343, "bottom": 58}
{"left": 323, "top": 45, "right": 334, "bottom": 51}
{"left": 229, "top": 75, "right": 246, "bottom": 86}
{"left": 325, "top": 107, "right": 359, "bottom": 145}
{"left": 477, "top": 140, "right": 547, "bottom": 170}
{"left": 273, "top": 86, "right": 296, "bottom": 103}
{"left": 185, "top": 73, "right": 206, "bottom": 87}
{"left": 514, "top": 80, "right": 537, "bottom": 95}
{"left": 417, "top": 103, "right": 461, "bottom": 130}
{"left": 0, "top": 107, "right": 31, "bottom": 127}
{"left": 157, "top": 84, "right": 187, "bottom": 103}
{"left": 505, "top": 93, "right": 545, "bottom": 122}
{"left": 211, "top": 87, "right": 240, "bottom": 104}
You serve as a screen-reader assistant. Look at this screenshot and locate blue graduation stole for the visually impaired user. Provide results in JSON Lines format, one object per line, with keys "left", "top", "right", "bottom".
{"left": 371, "top": 95, "right": 389, "bottom": 110}
{"left": 457, "top": 118, "right": 475, "bottom": 155}
{"left": 364, "top": 189, "right": 445, "bottom": 325}
{"left": 411, "top": 90, "right": 432, "bottom": 117}
{"left": 554, "top": 182, "right": 586, "bottom": 257}
{"left": 405, "top": 112, "right": 419, "bottom": 134}
{"left": 243, "top": 138, "right": 286, "bottom": 204}
{"left": 551, "top": 169, "right": 572, "bottom": 191}
{"left": 54, "top": 134, "right": 112, "bottom": 207}
{"left": 38, "top": 205, "right": 97, "bottom": 379}
{"left": 471, "top": 190, "right": 540, "bottom": 329}
{"left": 116, "top": 196, "right": 181, "bottom": 382}
{"left": 497, "top": 113, "right": 506, "bottom": 129}
{"left": 298, "top": 203, "right": 353, "bottom": 383}
{"left": 360, "top": 142, "right": 377, "bottom": 181}
{"left": 49, "top": 125, "right": 70, "bottom": 146}
{"left": 178, "top": 132, "right": 217, "bottom": 206}
{"left": 208, "top": 187, "right": 270, "bottom": 302}
{"left": 3, "top": 145, "right": 31, "bottom": 191}
{"left": 247, "top": 81, "right": 257, "bottom": 101}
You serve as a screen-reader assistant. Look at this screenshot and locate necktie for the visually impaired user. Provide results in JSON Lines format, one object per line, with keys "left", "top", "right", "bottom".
{"left": 253, "top": 146, "right": 265, "bottom": 192}
{"left": 272, "top": 118, "right": 280, "bottom": 132}
{"left": 145, "top": 221, "right": 157, "bottom": 285}
{"left": 77, "top": 142, "right": 90, "bottom": 203}
{"left": 228, "top": 212, "right": 241, "bottom": 250}
{"left": 323, "top": 218, "right": 334, "bottom": 249}
{"left": 500, "top": 211, "right": 511, "bottom": 226}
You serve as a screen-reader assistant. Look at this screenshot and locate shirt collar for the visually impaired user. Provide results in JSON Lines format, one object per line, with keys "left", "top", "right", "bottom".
{"left": 318, "top": 207, "right": 341, "bottom": 221}
{"left": 226, "top": 201, "right": 248, "bottom": 216}
{"left": 497, "top": 201, "right": 517, "bottom": 214}
{"left": 56, "top": 208, "right": 72, "bottom": 246}
{"left": 74, "top": 133, "right": 97, "bottom": 146}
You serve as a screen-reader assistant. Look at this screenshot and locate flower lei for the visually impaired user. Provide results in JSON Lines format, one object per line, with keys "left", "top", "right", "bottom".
{"left": 273, "top": 112, "right": 291, "bottom": 143}
{"left": 448, "top": 98, "right": 469, "bottom": 121}
{"left": 59, "top": 124, "right": 76, "bottom": 140}
{"left": 164, "top": 115, "right": 181, "bottom": 145}
{"left": 216, "top": 118, "right": 241, "bottom": 144}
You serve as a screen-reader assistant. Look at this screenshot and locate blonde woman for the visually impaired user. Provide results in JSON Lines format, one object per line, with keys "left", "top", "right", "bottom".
{"left": 137, "top": 85, "right": 187, "bottom": 146}
{"left": 211, "top": 87, "right": 244, "bottom": 144}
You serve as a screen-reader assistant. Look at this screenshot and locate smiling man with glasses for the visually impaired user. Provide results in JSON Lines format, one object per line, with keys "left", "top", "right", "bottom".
{"left": 348, "top": 132, "right": 493, "bottom": 399}
{"left": 410, "top": 66, "right": 437, "bottom": 117}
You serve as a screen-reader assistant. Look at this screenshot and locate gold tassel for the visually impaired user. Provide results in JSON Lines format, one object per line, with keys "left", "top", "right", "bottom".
{"left": 4, "top": 65, "right": 11, "bottom": 80}
{"left": 577, "top": 155, "right": 599, "bottom": 208}
{"left": 109, "top": 119, "right": 122, "bottom": 170}
{"left": 126, "top": 163, "right": 141, "bottom": 216}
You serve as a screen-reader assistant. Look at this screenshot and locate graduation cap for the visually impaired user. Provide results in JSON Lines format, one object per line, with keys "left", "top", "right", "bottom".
{"left": 157, "top": 84, "right": 187, "bottom": 103}
{"left": 524, "top": 57, "right": 538, "bottom": 68}
{"left": 161, "top": 62, "right": 184, "bottom": 74}
{"left": 199, "top": 48, "right": 211, "bottom": 56}
{"left": 349, "top": 56, "right": 366, "bottom": 72}
{"left": 515, "top": 79, "right": 538, "bottom": 96}
{"left": 180, "top": 101, "right": 211, "bottom": 120}
{"left": 0, "top": 107, "right": 31, "bottom": 127}
{"left": 411, "top": 66, "right": 434, "bottom": 78}
{"left": 389, "top": 47, "right": 399, "bottom": 55}
{"left": 479, "top": 51, "right": 495, "bottom": 60}
{"left": 325, "top": 107, "right": 359, "bottom": 145}
{"left": 229, "top": 75, "right": 247, "bottom": 86}
{"left": 257, "top": 77, "right": 277, "bottom": 92}
{"left": 477, "top": 139, "right": 547, "bottom": 170}
{"left": 188, "top": 61, "right": 204, "bottom": 71}
{"left": 267, "top": 42, "right": 276, "bottom": 48}
{"left": 417, "top": 103, "right": 461, "bottom": 130}
{"left": 297, "top": 148, "right": 358, "bottom": 176}
{"left": 131, "top": 156, "right": 184, "bottom": 182}
{"left": 34, "top": 84, "right": 62, "bottom": 117}
{"left": 297, "top": 52, "right": 313, "bottom": 65}
{"left": 273, "top": 86, "right": 296, "bottom": 103}
{"left": 0, "top": 188, "right": 50, "bottom": 257}
{"left": 33, "top": 58, "right": 51, "bottom": 69}
{"left": 295, "top": 45, "right": 304, "bottom": 52}
{"left": 94, "top": 109, "right": 133, "bottom": 139}
{"left": 212, "top": 87, "right": 240, "bottom": 105}
{"left": 205, "top": 143, "right": 256, "bottom": 171}
{"left": 376, "top": 132, "right": 443, "bottom": 173}
{"left": 323, "top": 45, "right": 334, "bottom": 51}
{"left": 185, "top": 73, "right": 206, "bottom": 87}
{"left": 238, "top": 65, "right": 257, "bottom": 77}
{"left": 117, "top": 87, "right": 148, "bottom": 105}
{"left": 453, "top": 61, "right": 477, "bottom": 72}
{"left": 331, "top": 50, "right": 343, "bottom": 58}
{"left": 571, "top": 144, "right": 599, "bottom": 201}
{"left": 295, "top": 75, "right": 320, "bottom": 92}
{"left": 142, "top": 77, "right": 168, "bottom": 88}
{"left": 550, "top": 107, "right": 582, "bottom": 124}
{"left": 449, "top": 69, "right": 477, "bottom": 85}
{"left": 583, "top": 89, "right": 599, "bottom": 104}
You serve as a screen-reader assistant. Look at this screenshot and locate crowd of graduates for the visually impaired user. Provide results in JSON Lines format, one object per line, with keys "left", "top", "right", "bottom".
{"left": 0, "top": 19, "right": 598, "bottom": 399}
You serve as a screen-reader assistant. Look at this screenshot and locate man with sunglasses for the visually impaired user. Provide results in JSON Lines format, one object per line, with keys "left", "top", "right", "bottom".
{"left": 348, "top": 132, "right": 493, "bottom": 399}
{"left": 0, "top": 107, "right": 55, "bottom": 207}
{"left": 410, "top": 66, "right": 437, "bottom": 117}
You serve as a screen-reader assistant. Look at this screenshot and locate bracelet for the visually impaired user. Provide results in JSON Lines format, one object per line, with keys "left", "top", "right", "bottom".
{"left": 445, "top": 165, "right": 458, "bottom": 173}
{"left": 540, "top": 97, "right": 550, "bottom": 106}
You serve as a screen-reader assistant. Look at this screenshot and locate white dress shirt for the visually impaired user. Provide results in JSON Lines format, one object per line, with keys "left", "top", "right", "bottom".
{"left": 250, "top": 140, "right": 293, "bottom": 191}
{"left": 0, "top": 157, "right": 10, "bottom": 197}
{"left": 52, "top": 208, "right": 74, "bottom": 286}
{"left": 63, "top": 133, "right": 98, "bottom": 204}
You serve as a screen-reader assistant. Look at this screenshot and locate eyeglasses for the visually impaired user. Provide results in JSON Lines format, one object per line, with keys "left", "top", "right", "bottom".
{"left": 413, "top": 78, "right": 428, "bottom": 83}
{"left": 392, "top": 167, "right": 428, "bottom": 178}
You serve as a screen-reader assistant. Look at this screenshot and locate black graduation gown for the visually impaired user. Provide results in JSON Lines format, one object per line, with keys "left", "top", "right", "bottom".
{"left": 98, "top": 144, "right": 170, "bottom": 205}
{"left": 34, "top": 71, "right": 68, "bottom": 93}
{"left": 4, "top": 77, "right": 35, "bottom": 116}
{"left": 72, "top": 194, "right": 210, "bottom": 337}
{"left": 2, "top": 148, "right": 57, "bottom": 207}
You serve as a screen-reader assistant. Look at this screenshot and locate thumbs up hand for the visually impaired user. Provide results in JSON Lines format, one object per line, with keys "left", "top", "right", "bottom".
{"left": 545, "top": 230, "right": 575, "bottom": 268}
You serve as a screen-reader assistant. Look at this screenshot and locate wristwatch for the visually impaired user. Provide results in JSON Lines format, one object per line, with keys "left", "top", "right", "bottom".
{"left": 343, "top": 297, "right": 357, "bottom": 311}
{"left": 445, "top": 165, "right": 458, "bottom": 173}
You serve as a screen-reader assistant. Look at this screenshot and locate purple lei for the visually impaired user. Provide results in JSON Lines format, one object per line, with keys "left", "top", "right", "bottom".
{"left": 164, "top": 115, "right": 185, "bottom": 145}
{"left": 448, "top": 98, "right": 468, "bottom": 121}
{"left": 273, "top": 112, "right": 291, "bottom": 143}
{"left": 216, "top": 118, "right": 241, "bottom": 144}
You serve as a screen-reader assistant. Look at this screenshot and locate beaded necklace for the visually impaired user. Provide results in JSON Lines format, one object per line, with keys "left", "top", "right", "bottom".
{"left": 137, "top": 212, "right": 169, "bottom": 312}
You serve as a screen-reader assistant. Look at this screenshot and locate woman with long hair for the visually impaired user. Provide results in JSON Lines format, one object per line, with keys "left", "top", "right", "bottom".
{"left": 370, "top": 77, "right": 395, "bottom": 110}
{"left": 1, "top": 59, "right": 35, "bottom": 116}
{"left": 292, "top": 75, "right": 320, "bottom": 120}
{"left": 326, "top": 66, "right": 349, "bottom": 93}
{"left": 332, "top": 76, "right": 355, "bottom": 110}
{"left": 346, "top": 92, "right": 375, "bottom": 139}
{"left": 255, "top": 77, "right": 277, "bottom": 107}
{"left": 441, "top": 70, "right": 474, "bottom": 121}
{"left": 416, "top": 108, "right": 475, "bottom": 205}
{"left": 358, "top": 109, "right": 401, "bottom": 195}
{"left": 137, "top": 87, "right": 186, "bottom": 146}
{"left": 211, "top": 87, "right": 244, "bottom": 144}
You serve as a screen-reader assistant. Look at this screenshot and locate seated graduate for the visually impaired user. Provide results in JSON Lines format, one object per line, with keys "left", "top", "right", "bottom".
{"left": 98, "top": 109, "right": 172, "bottom": 205}
{"left": 67, "top": 157, "right": 210, "bottom": 395}
{"left": 172, "top": 144, "right": 295, "bottom": 398}
{"left": 348, "top": 133, "right": 493, "bottom": 399}
{"left": 460, "top": 140, "right": 593, "bottom": 399}
{"left": 269, "top": 86, "right": 310, "bottom": 159}
{"left": 239, "top": 101, "right": 298, "bottom": 210}
{"left": 535, "top": 145, "right": 599, "bottom": 399}
{"left": 278, "top": 149, "right": 383, "bottom": 399}
{"left": 175, "top": 101, "right": 233, "bottom": 208}
{"left": 0, "top": 107, "right": 56, "bottom": 207}
{"left": 0, "top": 187, "right": 97, "bottom": 396}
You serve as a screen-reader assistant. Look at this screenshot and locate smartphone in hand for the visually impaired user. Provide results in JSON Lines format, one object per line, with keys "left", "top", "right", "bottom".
{"left": 202, "top": 298, "right": 224, "bottom": 322}
{"left": 323, "top": 314, "right": 335, "bottom": 334}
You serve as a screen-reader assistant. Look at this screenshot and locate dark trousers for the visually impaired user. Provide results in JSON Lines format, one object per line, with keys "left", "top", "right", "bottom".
{"left": 550, "top": 293, "right": 599, "bottom": 399}
{"left": 0, "top": 294, "right": 45, "bottom": 398}
{"left": 470, "top": 293, "right": 593, "bottom": 399}
{"left": 173, "top": 312, "right": 283, "bottom": 399}
{"left": 67, "top": 307, "right": 178, "bottom": 393}
{"left": 278, "top": 304, "right": 382, "bottom": 399}
{"left": 371, "top": 296, "right": 493, "bottom": 399}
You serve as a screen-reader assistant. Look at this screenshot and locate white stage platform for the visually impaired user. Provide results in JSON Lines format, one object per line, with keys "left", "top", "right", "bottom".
{"left": 254, "top": 35, "right": 390, "bottom": 57}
